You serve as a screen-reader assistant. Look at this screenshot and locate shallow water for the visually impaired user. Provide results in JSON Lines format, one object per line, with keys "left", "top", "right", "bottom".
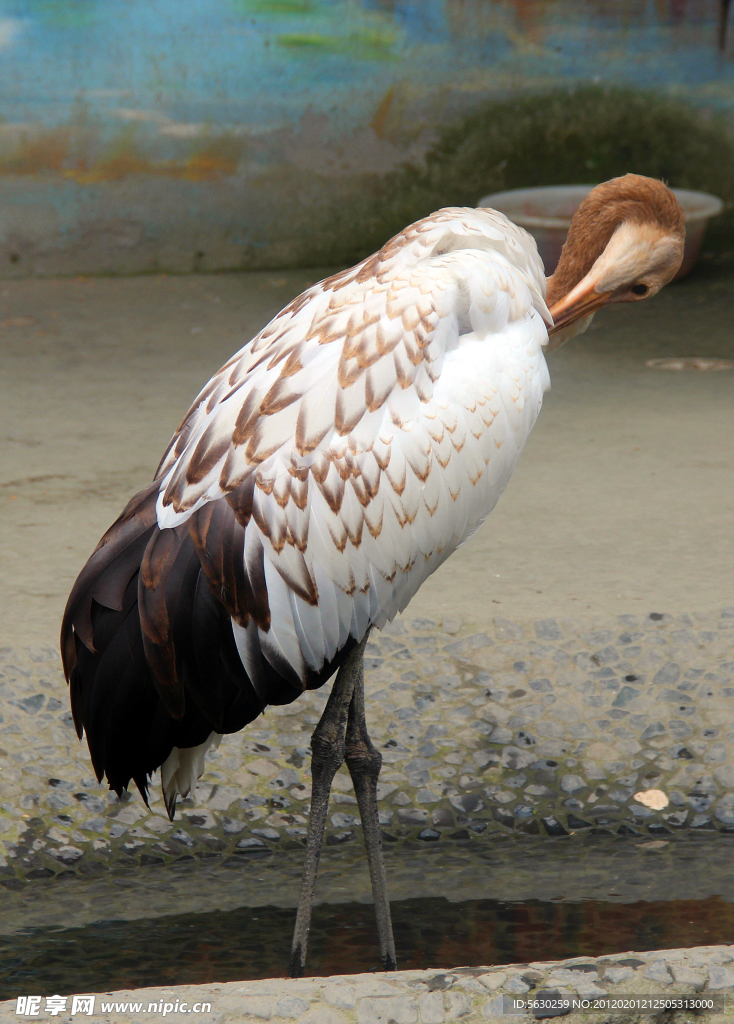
{"left": 2, "top": 834, "right": 734, "bottom": 997}
{"left": 1, "top": 892, "right": 733, "bottom": 998}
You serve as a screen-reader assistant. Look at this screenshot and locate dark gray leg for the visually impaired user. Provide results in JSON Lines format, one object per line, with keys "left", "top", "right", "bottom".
{"left": 289, "top": 636, "right": 367, "bottom": 977}
{"left": 345, "top": 672, "right": 397, "bottom": 971}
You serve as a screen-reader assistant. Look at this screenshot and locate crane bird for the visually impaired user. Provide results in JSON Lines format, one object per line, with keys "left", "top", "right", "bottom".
{"left": 61, "top": 174, "right": 684, "bottom": 976}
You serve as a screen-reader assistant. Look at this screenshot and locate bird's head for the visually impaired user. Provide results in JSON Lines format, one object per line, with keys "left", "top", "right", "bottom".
{"left": 545, "top": 174, "right": 685, "bottom": 351}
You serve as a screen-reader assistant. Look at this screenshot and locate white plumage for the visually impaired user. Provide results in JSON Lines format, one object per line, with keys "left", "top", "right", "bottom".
{"left": 155, "top": 207, "right": 550, "bottom": 690}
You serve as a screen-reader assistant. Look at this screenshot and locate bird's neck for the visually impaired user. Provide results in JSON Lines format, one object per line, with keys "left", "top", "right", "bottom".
{"left": 546, "top": 205, "right": 623, "bottom": 307}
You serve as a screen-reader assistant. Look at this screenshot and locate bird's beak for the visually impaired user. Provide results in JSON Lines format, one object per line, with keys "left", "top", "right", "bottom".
{"left": 545, "top": 277, "right": 612, "bottom": 352}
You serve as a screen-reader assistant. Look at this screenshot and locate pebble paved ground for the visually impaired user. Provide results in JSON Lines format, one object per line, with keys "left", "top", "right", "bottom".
{"left": 1, "top": 945, "right": 732, "bottom": 1023}
{"left": 1, "top": 609, "right": 733, "bottom": 881}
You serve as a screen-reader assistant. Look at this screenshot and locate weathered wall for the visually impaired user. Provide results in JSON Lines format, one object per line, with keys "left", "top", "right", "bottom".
{"left": 1, "top": 0, "right": 734, "bottom": 275}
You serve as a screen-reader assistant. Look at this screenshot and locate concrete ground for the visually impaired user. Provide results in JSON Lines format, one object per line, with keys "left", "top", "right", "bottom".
{"left": 1, "top": 945, "right": 732, "bottom": 1023}
{"left": 1, "top": 258, "right": 733, "bottom": 649}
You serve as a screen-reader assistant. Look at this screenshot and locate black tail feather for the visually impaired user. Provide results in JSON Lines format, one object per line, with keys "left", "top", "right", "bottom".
{"left": 61, "top": 483, "right": 359, "bottom": 804}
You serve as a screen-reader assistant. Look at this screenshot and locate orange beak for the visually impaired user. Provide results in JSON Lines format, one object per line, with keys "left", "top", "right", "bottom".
{"left": 546, "top": 278, "right": 613, "bottom": 352}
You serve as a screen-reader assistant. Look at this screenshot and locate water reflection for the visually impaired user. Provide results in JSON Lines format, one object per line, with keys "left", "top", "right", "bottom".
{"left": 2, "top": 893, "right": 732, "bottom": 997}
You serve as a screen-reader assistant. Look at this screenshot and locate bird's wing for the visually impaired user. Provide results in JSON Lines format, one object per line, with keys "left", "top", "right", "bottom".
{"left": 152, "top": 207, "right": 549, "bottom": 687}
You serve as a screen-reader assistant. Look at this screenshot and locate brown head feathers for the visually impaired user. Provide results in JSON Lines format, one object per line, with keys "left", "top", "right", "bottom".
{"left": 546, "top": 174, "right": 685, "bottom": 307}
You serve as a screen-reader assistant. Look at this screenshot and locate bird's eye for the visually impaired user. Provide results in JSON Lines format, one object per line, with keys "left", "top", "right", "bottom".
{"left": 631, "top": 283, "right": 649, "bottom": 296}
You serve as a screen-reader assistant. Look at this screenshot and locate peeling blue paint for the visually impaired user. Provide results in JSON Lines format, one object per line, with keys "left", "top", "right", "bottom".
{"left": 0, "top": 0, "right": 730, "bottom": 273}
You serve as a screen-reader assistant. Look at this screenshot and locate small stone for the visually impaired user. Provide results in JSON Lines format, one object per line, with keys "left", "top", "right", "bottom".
{"left": 467, "top": 632, "right": 493, "bottom": 649}
{"left": 331, "top": 813, "right": 357, "bottom": 828}
{"left": 478, "top": 972, "right": 507, "bottom": 991}
{"left": 207, "top": 785, "right": 241, "bottom": 811}
{"left": 141, "top": 816, "right": 171, "bottom": 834}
{"left": 604, "top": 967, "right": 634, "bottom": 984}
{"left": 714, "top": 800, "right": 734, "bottom": 825}
{"left": 669, "top": 964, "right": 705, "bottom": 989}
{"left": 713, "top": 765, "right": 734, "bottom": 787}
{"left": 612, "top": 686, "right": 640, "bottom": 708}
{"left": 449, "top": 793, "right": 484, "bottom": 814}
{"left": 640, "top": 722, "right": 666, "bottom": 741}
{"left": 114, "top": 805, "right": 144, "bottom": 825}
{"left": 15, "top": 694, "right": 45, "bottom": 714}
{"left": 236, "top": 837, "right": 266, "bottom": 850}
{"left": 707, "top": 965, "right": 734, "bottom": 990}
{"left": 482, "top": 995, "right": 505, "bottom": 1019}
{"left": 633, "top": 789, "right": 669, "bottom": 810}
{"left": 575, "top": 982, "right": 606, "bottom": 999}
{"left": 561, "top": 775, "right": 586, "bottom": 794}
{"left": 246, "top": 758, "right": 279, "bottom": 778}
{"left": 494, "top": 618, "right": 523, "bottom": 640}
{"left": 534, "top": 619, "right": 562, "bottom": 641}
{"left": 525, "top": 784, "right": 554, "bottom": 798}
{"left": 170, "top": 829, "right": 194, "bottom": 846}
{"left": 644, "top": 960, "right": 673, "bottom": 984}
{"left": 501, "top": 747, "right": 535, "bottom": 771}
{"left": 442, "top": 617, "right": 461, "bottom": 635}
{"left": 221, "top": 817, "right": 247, "bottom": 834}
{"left": 47, "top": 845, "right": 83, "bottom": 863}
{"left": 417, "top": 991, "right": 444, "bottom": 1023}
{"left": 424, "top": 725, "right": 449, "bottom": 740}
{"left": 184, "top": 809, "right": 217, "bottom": 829}
{"left": 444, "top": 752, "right": 464, "bottom": 765}
{"left": 275, "top": 995, "right": 310, "bottom": 1016}
{"left": 444, "top": 992, "right": 470, "bottom": 1016}
{"left": 252, "top": 827, "right": 280, "bottom": 840}
{"left": 653, "top": 663, "right": 680, "bottom": 687}
{"left": 505, "top": 976, "right": 530, "bottom": 994}
{"left": 566, "top": 813, "right": 592, "bottom": 830}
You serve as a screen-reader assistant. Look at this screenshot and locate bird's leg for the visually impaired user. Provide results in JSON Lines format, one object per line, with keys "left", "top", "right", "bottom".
{"left": 289, "top": 636, "right": 368, "bottom": 978}
{"left": 345, "top": 662, "right": 397, "bottom": 971}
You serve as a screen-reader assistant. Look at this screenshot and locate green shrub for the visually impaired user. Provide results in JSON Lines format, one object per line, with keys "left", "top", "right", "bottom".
{"left": 318, "top": 85, "right": 734, "bottom": 266}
